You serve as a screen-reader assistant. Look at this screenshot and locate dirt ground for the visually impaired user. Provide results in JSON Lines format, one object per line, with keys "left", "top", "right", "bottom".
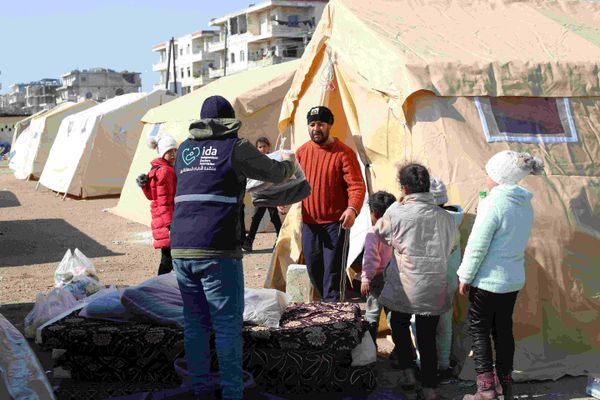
{"left": 0, "top": 165, "right": 594, "bottom": 400}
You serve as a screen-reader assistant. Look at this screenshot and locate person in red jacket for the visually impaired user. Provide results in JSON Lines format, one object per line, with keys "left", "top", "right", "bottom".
{"left": 137, "top": 134, "right": 178, "bottom": 275}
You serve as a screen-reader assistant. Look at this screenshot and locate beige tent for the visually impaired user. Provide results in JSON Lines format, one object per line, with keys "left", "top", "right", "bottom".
{"left": 10, "top": 111, "right": 45, "bottom": 148}
{"left": 38, "top": 90, "right": 175, "bottom": 197}
{"left": 111, "top": 60, "right": 299, "bottom": 227}
{"left": 9, "top": 100, "right": 96, "bottom": 180}
{"left": 268, "top": 0, "right": 600, "bottom": 382}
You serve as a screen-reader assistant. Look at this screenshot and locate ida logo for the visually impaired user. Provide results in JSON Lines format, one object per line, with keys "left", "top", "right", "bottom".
{"left": 202, "top": 146, "right": 218, "bottom": 156}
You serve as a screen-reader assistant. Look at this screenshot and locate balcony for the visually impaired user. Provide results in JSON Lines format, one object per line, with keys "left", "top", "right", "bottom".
{"left": 153, "top": 83, "right": 167, "bottom": 91}
{"left": 192, "top": 73, "right": 212, "bottom": 87}
{"left": 152, "top": 61, "right": 168, "bottom": 72}
{"left": 208, "top": 68, "right": 224, "bottom": 79}
{"left": 247, "top": 55, "right": 298, "bottom": 70}
{"left": 208, "top": 41, "right": 225, "bottom": 53}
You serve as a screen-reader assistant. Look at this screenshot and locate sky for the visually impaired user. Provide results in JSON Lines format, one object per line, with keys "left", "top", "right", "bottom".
{"left": 0, "top": 0, "right": 253, "bottom": 93}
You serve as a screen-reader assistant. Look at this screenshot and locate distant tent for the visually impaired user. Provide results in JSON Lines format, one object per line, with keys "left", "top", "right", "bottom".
{"left": 111, "top": 61, "right": 299, "bottom": 228}
{"left": 268, "top": 0, "right": 600, "bottom": 382}
{"left": 9, "top": 100, "right": 97, "bottom": 180}
{"left": 11, "top": 111, "right": 45, "bottom": 148}
{"left": 39, "top": 90, "right": 176, "bottom": 197}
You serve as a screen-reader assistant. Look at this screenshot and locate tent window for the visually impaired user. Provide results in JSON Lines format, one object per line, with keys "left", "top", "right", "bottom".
{"left": 474, "top": 96, "right": 578, "bottom": 143}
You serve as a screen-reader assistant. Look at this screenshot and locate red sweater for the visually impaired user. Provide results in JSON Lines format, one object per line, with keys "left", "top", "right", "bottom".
{"left": 297, "top": 138, "right": 366, "bottom": 224}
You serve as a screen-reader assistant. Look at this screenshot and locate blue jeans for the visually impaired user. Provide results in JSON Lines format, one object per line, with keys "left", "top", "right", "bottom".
{"left": 172, "top": 258, "right": 244, "bottom": 400}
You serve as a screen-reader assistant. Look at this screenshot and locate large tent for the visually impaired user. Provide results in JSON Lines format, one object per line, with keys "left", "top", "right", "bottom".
{"left": 10, "top": 110, "right": 45, "bottom": 148}
{"left": 38, "top": 90, "right": 175, "bottom": 197}
{"left": 9, "top": 100, "right": 97, "bottom": 180}
{"left": 111, "top": 60, "right": 299, "bottom": 227}
{"left": 267, "top": 0, "right": 600, "bottom": 382}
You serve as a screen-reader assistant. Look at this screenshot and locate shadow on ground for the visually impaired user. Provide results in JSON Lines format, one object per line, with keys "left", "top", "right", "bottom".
{"left": 0, "top": 190, "right": 20, "bottom": 208}
{"left": 0, "top": 219, "right": 122, "bottom": 267}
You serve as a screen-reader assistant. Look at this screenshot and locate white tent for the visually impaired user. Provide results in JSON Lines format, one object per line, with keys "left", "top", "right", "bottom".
{"left": 9, "top": 100, "right": 96, "bottom": 180}
{"left": 39, "top": 90, "right": 175, "bottom": 197}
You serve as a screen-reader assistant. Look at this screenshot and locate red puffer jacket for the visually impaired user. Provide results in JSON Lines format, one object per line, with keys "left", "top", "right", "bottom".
{"left": 141, "top": 158, "right": 176, "bottom": 249}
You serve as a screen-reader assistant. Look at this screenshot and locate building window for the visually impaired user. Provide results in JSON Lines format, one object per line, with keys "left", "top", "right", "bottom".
{"left": 240, "top": 51, "right": 245, "bottom": 62}
{"left": 474, "top": 96, "right": 579, "bottom": 143}
{"left": 81, "top": 76, "right": 87, "bottom": 82}
{"left": 230, "top": 53, "right": 235, "bottom": 64}
{"left": 179, "top": 48, "right": 183, "bottom": 56}
{"left": 187, "top": 67, "right": 191, "bottom": 77}
{"left": 288, "top": 15, "right": 300, "bottom": 27}
{"left": 239, "top": 14, "right": 247, "bottom": 34}
{"left": 181, "top": 68, "right": 184, "bottom": 79}
{"left": 230, "top": 18, "right": 238, "bottom": 35}
{"left": 187, "top": 44, "right": 190, "bottom": 54}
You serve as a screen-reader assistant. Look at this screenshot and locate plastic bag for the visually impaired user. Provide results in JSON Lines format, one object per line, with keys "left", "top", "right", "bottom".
{"left": 63, "top": 276, "right": 104, "bottom": 301}
{"left": 243, "top": 288, "right": 291, "bottom": 328}
{"left": 0, "top": 314, "right": 57, "bottom": 400}
{"left": 23, "top": 288, "right": 79, "bottom": 339}
{"left": 54, "top": 248, "right": 98, "bottom": 288}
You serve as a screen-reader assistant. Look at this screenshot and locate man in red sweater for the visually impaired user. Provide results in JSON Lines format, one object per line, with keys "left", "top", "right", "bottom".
{"left": 297, "top": 106, "right": 366, "bottom": 302}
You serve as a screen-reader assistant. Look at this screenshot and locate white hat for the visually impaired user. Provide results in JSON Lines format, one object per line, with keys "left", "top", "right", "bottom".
{"left": 148, "top": 135, "right": 177, "bottom": 158}
{"left": 485, "top": 150, "right": 545, "bottom": 185}
{"left": 429, "top": 176, "right": 448, "bottom": 205}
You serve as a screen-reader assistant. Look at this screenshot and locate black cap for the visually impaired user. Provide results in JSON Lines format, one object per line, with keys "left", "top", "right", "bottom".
{"left": 307, "top": 106, "right": 334, "bottom": 125}
{"left": 200, "top": 95, "right": 235, "bottom": 119}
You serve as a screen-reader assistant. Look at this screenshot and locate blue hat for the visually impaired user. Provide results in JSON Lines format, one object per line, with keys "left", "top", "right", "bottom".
{"left": 200, "top": 95, "right": 235, "bottom": 119}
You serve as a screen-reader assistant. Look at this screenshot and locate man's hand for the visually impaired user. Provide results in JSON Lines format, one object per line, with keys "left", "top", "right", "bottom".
{"left": 361, "top": 281, "right": 370, "bottom": 296}
{"left": 459, "top": 282, "right": 471, "bottom": 296}
{"left": 281, "top": 151, "right": 295, "bottom": 163}
{"left": 277, "top": 205, "right": 288, "bottom": 215}
{"left": 339, "top": 208, "right": 356, "bottom": 229}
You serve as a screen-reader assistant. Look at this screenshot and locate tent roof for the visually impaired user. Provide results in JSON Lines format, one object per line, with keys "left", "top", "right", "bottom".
{"left": 281, "top": 0, "right": 600, "bottom": 127}
{"left": 68, "top": 92, "right": 149, "bottom": 120}
{"left": 142, "top": 60, "right": 301, "bottom": 124}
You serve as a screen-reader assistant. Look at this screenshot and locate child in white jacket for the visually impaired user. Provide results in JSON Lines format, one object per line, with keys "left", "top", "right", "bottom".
{"left": 458, "top": 150, "right": 544, "bottom": 400}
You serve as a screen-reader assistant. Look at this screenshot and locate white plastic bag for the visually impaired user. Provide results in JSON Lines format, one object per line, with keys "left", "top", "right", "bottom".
{"left": 54, "top": 248, "right": 98, "bottom": 288}
{"left": 23, "top": 288, "right": 79, "bottom": 339}
{"left": 243, "top": 288, "right": 291, "bottom": 328}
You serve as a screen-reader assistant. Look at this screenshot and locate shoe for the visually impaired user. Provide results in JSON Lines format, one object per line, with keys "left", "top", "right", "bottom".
{"left": 398, "top": 368, "right": 417, "bottom": 390}
{"left": 241, "top": 240, "right": 253, "bottom": 252}
{"left": 438, "top": 367, "right": 455, "bottom": 385}
{"left": 495, "top": 372, "right": 513, "bottom": 400}
{"left": 463, "top": 372, "right": 497, "bottom": 400}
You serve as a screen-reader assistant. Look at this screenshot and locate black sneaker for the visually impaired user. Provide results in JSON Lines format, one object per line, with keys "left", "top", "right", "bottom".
{"left": 437, "top": 367, "right": 455, "bottom": 385}
{"left": 242, "top": 240, "right": 253, "bottom": 252}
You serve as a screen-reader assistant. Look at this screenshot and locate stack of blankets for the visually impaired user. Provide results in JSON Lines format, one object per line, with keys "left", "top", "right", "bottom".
{"left": 39, "top": 302, "right": 375, "bottom": 395}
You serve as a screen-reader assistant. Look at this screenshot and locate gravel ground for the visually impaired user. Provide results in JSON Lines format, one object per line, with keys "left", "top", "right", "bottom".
{"left": 0, "top": 164, "right": 593, "bottom": 400}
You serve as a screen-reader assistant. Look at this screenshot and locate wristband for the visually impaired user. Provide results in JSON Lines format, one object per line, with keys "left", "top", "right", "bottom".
{"left": 347, "top": 207, "right": 358, "bottom": 217}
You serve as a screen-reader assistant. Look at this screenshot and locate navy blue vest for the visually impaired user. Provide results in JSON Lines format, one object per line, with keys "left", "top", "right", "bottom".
{"left": 170, "top": 135, "right": 244, "bottom": 250}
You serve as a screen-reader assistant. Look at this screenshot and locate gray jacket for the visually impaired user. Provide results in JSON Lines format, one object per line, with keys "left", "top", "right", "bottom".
{"left": 374, "top": 192, "right": 458, "bottom": 315}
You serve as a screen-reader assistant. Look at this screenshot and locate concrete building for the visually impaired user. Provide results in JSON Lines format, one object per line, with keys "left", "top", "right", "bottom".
{"left": 25, "top": 78, "right": 61, "bottom": 113}
{"left": 152, "top": 30, "right": 220, "bottom": 95}
{"left": 207, "top": 0, "right": 328, "bottom": 77}
{"left": 57, "top": 68, "right": 141, "bottom": 103}
{"left": 6, "top": 83, "right": 27, "bottom": 112}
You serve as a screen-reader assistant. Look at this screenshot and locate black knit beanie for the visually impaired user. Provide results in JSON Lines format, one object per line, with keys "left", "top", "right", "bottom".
{"left": 200, "top": 95, "right": 235, "bottom": 119}
{"left": 307, "top": 106, "right": 334, "bottom": 125}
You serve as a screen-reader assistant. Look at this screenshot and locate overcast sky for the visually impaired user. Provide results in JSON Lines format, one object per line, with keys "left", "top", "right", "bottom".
{"left": 0, "top": 0, "right": 252, "bottom": 93}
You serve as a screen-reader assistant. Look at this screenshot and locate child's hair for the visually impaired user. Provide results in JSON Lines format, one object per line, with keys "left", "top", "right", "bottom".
{"left": 398, "top": 163, "right": 430, "bottom": 194}
{"left": 368, "top": 191, "right": 397, "bottom": 219}
{"left": 255, "top": 136, "right": 271, "bottom": 147}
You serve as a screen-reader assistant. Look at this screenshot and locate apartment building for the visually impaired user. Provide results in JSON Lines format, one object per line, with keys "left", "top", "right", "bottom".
{"left": 152, "top": 30, "right": 220, "bottom": 95}
{"left": 25, "top": 78, "right": 61, "bottom": 113}
{"left": 57, "top": 68, "right": 141, "bottom": 103}
{"left": 207, "top": 0, "right": 328, "bottom": 77}
{"left": 6, "top": 83, "right": 27, "bottom": 111}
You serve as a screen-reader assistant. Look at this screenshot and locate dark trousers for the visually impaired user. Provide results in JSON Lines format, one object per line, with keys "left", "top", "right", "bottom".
{"left": 468, "top": 287, "right": 519, "bottom": 376}
{"left": 158, "top": 247, "right": 173, "bottom": 275}
{"left": 388, "top": 310, "right": 440, "bottom": 388}
{"left": 245, "top": 207, "right": 282, "bottom": 244}
{"left": 301, "top": 222, "right": 346, "bottom": 303}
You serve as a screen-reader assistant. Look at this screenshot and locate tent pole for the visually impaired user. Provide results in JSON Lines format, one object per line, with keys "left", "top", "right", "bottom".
{"left": 35, "top": 182, "right": 40, "bottom": 190}
{"left": 62, "top": 192, "right": 67, "bottom": 201}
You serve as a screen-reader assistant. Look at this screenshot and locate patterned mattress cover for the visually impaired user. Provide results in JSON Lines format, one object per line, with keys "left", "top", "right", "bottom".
{"left": 41, "top": 302, "right": 365, "bottom": 356}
